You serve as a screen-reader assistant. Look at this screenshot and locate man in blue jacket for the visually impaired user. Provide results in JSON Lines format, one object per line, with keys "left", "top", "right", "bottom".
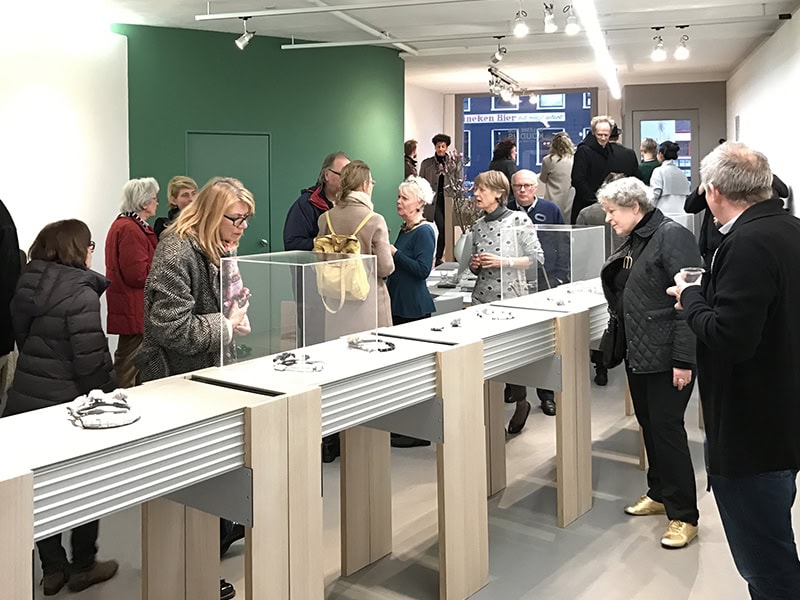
{"left": 508, "top": 170, "right": 568, "bottom": 416}
{"left": 283, "top": 151, "right": 350, "bottom": 251}
{"left": 669, "top": 142, "right": 800, "bottom": 597}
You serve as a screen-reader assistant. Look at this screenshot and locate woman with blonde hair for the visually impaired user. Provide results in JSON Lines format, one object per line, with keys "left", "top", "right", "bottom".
{"left": 316, "top": 160, "right": 395, "bottom": 328}
{"left": 138, "top": 177, "right": 254, "bottom": 600}
{"left": 469, "top": 170, "right": 544, "bottom": 433}
{"left": 539, "top": 131, "right": 575, "bottom": 220}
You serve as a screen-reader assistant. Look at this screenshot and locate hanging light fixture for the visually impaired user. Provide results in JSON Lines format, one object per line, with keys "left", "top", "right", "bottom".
{"left": 513, "top": 0, "right": 529, "bottom": 38}
{"left": 235, "top": 17, "right": 254, "bottom": 50}
{"left": 490, "top": 43, "right": 508, "bottom": 64}
{"left": 543, "top": 3, "right": 558, "bottom": 33}
{"left": 564, "top": 5, "right": 580, "bottom": 36}
{"left": 674, "top": 35, "right": 690, "bottom": 60}
{"left": 651, "top": 35, "right": 667, "bottom": 61}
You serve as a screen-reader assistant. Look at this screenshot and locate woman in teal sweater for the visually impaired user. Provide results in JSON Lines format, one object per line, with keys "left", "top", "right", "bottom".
{"left": 387, "top": 176, "right": 437, "bottom": 324}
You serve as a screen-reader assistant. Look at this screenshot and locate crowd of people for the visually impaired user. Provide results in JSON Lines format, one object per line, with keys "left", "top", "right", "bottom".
{"left": 1, "top": 127, "right": 798, "bottom": 599}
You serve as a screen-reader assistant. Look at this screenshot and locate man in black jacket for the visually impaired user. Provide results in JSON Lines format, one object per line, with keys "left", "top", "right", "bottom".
{"left": 0, "top": 198, "right": 21, "bottom": 414}
{"left": 670, "top": 142, "right": 800, "bottom": 597}
{"left": 570, "top": 116, "right": 614, "bottom": 223}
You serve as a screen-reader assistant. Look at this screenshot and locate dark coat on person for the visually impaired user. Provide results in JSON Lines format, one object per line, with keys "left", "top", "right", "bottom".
{"left": 607, "top": 144, "right": 640, "bottom": 178}
{"left": 5, "top": 260, "right": 115, "bottom": 415}
{"left": 0, "top": 199, "right": 21, "bottom": 355}
{"left": 601, "top": 209, "right": 702, "bottom": 374}
{"left": 283, "top": 185, "right": 333, "bottom": 251}
{"left": 419, "top": 155, "right": 446, "bottom": 222}
{"left": 105, "top": 215, "right": 158, "bottom": 335}
{"left": 137, "top": 231, "right": 230, "bottom": 382}
{"left": 509, "top": 197, "right": 570, "bottom": 286}
{"left": 404, "top": 155, "right": 417, "bottom": 178}
{"left": 570, "top": 133, "right": 612, "bottom": 223}
{"left": 154, "top": 206, "right": 181, "bottom": 240}
{"left": 681, "top": 198, "right": 800, "bottom": 477}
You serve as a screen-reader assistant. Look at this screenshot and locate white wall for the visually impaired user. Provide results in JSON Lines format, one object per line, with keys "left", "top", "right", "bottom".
{"left": 0, "top": 32, "right": 129, "bottom": 263}
{"left": 727, "top": 13, "right": 799, "bottom": 190}
{"left": 404, "top": 83, "right": 446, "bottom": 156}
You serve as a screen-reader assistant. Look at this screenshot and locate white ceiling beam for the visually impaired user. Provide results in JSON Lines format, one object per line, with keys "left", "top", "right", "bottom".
{"left": 195, "top": 0, "right": 486, "bottom": 21}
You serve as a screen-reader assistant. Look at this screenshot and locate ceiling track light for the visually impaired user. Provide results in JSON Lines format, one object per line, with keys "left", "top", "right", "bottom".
{"left": 651, "top": 35, "right": 667, "bottom": 61}
{"left": 564, "top": 5, "right": 580, "bottom": 36}
{"left": 488, "top": 66, "right": 537, "bottom": 104}
{"left": 490, "top": 43, "right": 508, "bottom": 64}
{"left": 235, "top": 17, "right": 255, "bottom": 50}
{"left": 674, "top": 34, "right": 690, "bottom": 60}
{"left": 513, "top": 0, "right": 529, "bottom": 38}
{"left": 543, "top": 3, "right": 558, "bottom": 33}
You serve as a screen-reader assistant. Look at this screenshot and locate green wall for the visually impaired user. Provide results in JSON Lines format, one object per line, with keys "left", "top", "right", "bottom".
{"left": 112, "top": 24, "right": 405, "bottom": 250}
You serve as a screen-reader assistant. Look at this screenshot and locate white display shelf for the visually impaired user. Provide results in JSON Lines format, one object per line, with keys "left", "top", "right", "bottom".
{"left": 380, "top": 305, "right": 561, "bottom": 379}
{"left": 194, "top": 336, "right": 446, "bottom": 437}
{"left": 0, "top": 378, "right": 276, "bottom": 540}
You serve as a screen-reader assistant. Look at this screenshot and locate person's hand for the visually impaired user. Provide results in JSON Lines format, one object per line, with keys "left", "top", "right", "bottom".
{"left": 666, "top": 272, "right": 700, "bottom": 311}
{"left": 469, "top": 253, "right": 482, "bottom": 270}
{"left": 228, "top": 299, "right": 249, "bottom": 329}
{"left": 673, "top": 367, "right": 692, "bottom": 391}
{"left": 390, "top": 244, "right": 397, "bottom": 256}
{"left": 478, "top": 253, "right": 502, "bottom": 269}
{"left": 234, "top": 315, "right": 251, "bottom": 337}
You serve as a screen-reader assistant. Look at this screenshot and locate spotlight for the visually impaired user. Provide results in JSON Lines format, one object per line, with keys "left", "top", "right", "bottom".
{"left": 543, "top": 3, "right": 558, "bottom": 33}
{"left": 674, "top": 35, "right": 690, "bottom": 60}
{"left": 528, "top": 94, "right": 539, "bottom": 105}
{"left": 235, "top": 17, "right": 254, "bottom": 50}
{"left": 513, "top": 11, "right": 529, "bottom": 38}
{"left": 510, "top": 94, "right": 521, "bottom": 105}
{"left": 651, "top": 35, "right": 667, "bottom": 61}
{"left": 491, "top": 44, "right": 508, "bottom": 64}
{"left": 500, "top": 87, "right": 513, "bottom": 102}
{"left": 564, "top": 6, "right": 580, "bottom": 36}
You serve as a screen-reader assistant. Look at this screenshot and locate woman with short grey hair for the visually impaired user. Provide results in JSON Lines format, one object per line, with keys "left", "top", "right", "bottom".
{"left": 104, "top": 177, "right": 159, "bottom": 388}
{"left": 598, "top": 175, "right": 703, "bottom": 550}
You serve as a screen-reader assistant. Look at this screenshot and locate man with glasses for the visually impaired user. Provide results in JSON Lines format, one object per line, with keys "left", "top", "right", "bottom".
{"left": 283, "top": 151, "right": 350, "bottom": 251}
{"left": 508, "top": 170, "right": 568, "bottom": 416}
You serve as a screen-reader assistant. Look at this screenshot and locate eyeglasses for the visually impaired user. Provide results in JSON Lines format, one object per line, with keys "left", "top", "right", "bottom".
{"left": 223, "top": 214, "right": 252, "bottom": 228}
{"left": 370, "top": 179, "right": 377, "bottom": 185}
{"left": 511, "top": 183, "right": 536, "bottom": 190}
{"left": 328, "top": 168, "right": 341, "bottom": 176}
{"left": 89, "top": 241, "right": 96, "bottom": 252}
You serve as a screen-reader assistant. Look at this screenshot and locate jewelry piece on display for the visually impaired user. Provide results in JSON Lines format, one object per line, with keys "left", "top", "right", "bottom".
{"left": 450, "top": 317, "right": 462, "bottom": 327}
{"left": 272, "top": 351, "right": 324, "bottom": 372}
{"left": 67, "top": 389, "right": 140, "bottom": 429}
{"left": 476, "top": 307, "right": 515, "bottom": 320}
{"left": 347, "top": 336, "right": 397, "bottom": 352}
{"left": 431, "top": 326, "right": 445, "bottom": 332}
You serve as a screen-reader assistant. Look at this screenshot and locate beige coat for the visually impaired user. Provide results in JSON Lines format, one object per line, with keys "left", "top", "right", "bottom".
{"left": 317, "top": 192, "right": 395, "bottom": 331}
{"left": 539, "top": 154, "right": 574, "bottom": 220}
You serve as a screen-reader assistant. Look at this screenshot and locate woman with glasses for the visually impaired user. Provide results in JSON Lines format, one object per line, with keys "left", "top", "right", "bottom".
{"left": 316, "top": 160, "right": 395, "bottom": 331}
{"left": 105, "top": 177, "right": 159, "bottom": 388}
{"left": 138, "top": 177, "right": 253, "bottom": 600}
{"left": 5, "top": 219, "right": 119, "bottom": 595}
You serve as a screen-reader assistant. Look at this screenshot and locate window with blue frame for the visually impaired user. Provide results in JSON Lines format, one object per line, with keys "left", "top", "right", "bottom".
{"left": 462, "top": 91, "right": 593, "bottom": 184}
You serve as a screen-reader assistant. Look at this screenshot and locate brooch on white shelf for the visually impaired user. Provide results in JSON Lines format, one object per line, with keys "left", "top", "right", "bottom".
{"left": 347, "top": 336, "right": 396, "bottom": 352}
{"left": 67, "top": 389, "right": 140, "bottom": 429}
{"left": 272, "top": 352, "right": 324, "bottom": 372}
{"left": 475, "top": 307, "right": 515, "bottom": 320}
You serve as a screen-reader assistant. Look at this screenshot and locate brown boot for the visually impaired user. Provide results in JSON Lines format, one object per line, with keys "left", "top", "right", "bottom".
{"left": 67, "top": 559, "right": 119, "bottom": 592}
{"left": 42, "top": 571, "right": 67, "bottom": 596}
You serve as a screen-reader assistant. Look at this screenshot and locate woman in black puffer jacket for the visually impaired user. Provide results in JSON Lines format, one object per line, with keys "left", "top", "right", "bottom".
{"left": 5, "top": 219, "right": 119, "bottom": 596}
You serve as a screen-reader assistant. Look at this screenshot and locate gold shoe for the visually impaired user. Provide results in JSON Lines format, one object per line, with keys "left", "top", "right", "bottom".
{"left": 661, "top": 520, "right": 698, "bottom": 548}
{"left": 624, "top": 495, "right": 666, "bottom": 516}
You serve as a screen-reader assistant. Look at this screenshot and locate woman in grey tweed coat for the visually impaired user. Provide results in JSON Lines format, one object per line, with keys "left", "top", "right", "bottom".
{"left": 137, "top": 177, "right": 253, "bottom": 382}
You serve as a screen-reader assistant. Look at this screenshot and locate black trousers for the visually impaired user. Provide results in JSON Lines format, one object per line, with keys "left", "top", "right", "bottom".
{"left": 37, "top": 520, "right": 98, "bottom": 575}
{"left": 626, "top": 367, "right": 699, "bottom": 524}
{"left": 505, "top": 384, "right": 553, "bottom": 403}
{"left": 434, "top": 194, "right": 445, "bottom": 261}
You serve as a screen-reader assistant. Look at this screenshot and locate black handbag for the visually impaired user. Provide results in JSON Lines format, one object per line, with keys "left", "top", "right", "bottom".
{"left": 599, "top": 312, "right": 626, "bottom": 369}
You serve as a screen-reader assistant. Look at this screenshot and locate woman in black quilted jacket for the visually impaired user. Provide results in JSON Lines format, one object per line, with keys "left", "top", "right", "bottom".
{"left": 5, "top": 219, "right": 119, "bottom": 596}
{"left": 598, "top": 177, "right": 703, "bottom": 551}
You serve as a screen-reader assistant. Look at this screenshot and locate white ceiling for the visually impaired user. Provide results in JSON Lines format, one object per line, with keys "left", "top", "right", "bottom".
{"left": 90, "top": 0, "right": 800, "bottom": 93}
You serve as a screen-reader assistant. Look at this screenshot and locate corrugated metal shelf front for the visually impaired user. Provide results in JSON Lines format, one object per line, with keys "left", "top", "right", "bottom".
{"left": 589, "top": 304, "right": 608, "bottom": 342}
{"left": 32, "top": 411, "right": 245, "bottom": 541}
{"left": 321, "top": 353, "right": 437, "bottom": 436}
{"left": 483, "top": 319, "right": 556, "bottom": 379}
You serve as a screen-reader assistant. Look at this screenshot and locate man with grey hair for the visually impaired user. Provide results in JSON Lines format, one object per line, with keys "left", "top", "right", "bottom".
{"left": 669, "top": 142, "right": 800, "bottom": 596}
{"left": 570, "top": 115, "right": 614, "bottom": 223}
{"left": 283, "top": 151, "right": 350, "bottom": 251}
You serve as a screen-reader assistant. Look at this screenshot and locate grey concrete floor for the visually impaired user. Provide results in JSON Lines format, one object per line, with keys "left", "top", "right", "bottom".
{"left": 34, "top": 364, "right": 794, "bottom": 599}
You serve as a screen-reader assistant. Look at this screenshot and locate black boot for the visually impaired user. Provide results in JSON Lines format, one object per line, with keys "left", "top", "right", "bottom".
{"left": 594, "top": 366, "right": 608, "bottom": 386}
{"left": 220, "top": 579, "right": 236, "bottom": 600}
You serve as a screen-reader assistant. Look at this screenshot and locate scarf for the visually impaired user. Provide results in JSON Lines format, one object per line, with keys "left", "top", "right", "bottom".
{"left": 121, "top": 211, "right": 153, "bottom": 231}
{"left": 344, "top": 190, "right": 374, "bottom": 211}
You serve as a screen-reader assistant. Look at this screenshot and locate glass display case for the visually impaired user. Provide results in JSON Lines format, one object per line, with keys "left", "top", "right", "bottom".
{"left": 530, "top": 224, "right": 606, "bottom": 288}
{"left": 219, "top": 251, "right": 378, "bottom": 366}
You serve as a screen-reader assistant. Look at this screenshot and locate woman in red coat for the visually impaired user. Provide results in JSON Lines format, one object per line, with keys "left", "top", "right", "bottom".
{"left": 105, "top": 177, "right": 159, "bottom": 387}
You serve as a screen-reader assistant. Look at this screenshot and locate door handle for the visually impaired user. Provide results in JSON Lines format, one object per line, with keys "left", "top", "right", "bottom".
{"left": 259, "top": 239, "right": 269, "bottom": 248}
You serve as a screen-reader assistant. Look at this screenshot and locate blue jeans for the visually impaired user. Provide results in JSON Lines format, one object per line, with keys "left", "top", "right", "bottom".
{"left": 710, "top": 470, "right": 800, "bottom": 599}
